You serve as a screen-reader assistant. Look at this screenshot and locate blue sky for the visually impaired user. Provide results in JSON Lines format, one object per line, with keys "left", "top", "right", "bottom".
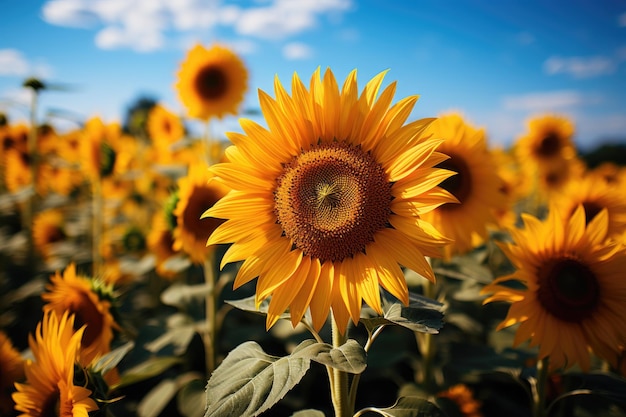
{"left": 1, "top": 0, "right": 625, "bottom": 150}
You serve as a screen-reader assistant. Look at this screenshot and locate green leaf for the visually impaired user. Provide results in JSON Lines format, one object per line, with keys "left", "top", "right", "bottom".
{"left": 292, "top": 339, "right": 367, "bottom": 374}
{"left": 225, "top": 295, "right": 271, "bottom": 315}
{"left": 177, "top": 379, "right": 207, "bottom": 417}
{"left": 161, "top": 282, "right": 211, "bottom": 308}
{"left": 205, "top": 340, "right": 312, "bottom": 417}
{"left": 363, "top": 396, "right": 446, "bottom": 417}
{"left": 362, "top": 300, "right": 444, "bottom": 334}
{"left": 137, "top": 379, "right": 178, "bottom": 417}
{"left": 91, "top": 341, "right": 134, "bottom": 376}
{"left": 115, "top": 356, "right": 183, "bottom": 389}
{"left": 292, "top": 410, "right": 325, "bottom": 417}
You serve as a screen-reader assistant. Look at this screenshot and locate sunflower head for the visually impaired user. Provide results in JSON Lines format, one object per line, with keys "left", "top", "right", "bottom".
{"left": 148, "top": 103, "right": 185, "bottom": 147}
{"left": 0, "top": 331, "right": 24, "bottom": 415}
{"left": 41, "top": 263, "right": 120, "bottom": 365}
{"left": 33, "top": 208, "right": 67, "bottom": 260}
{"left": 204, "top": 68, "right": 454, "bottom": 333}
{"left": 515, "top": 114, "right": 576, "bottom": 165}
{"left": 483, "top": 205, "right": 626, "bottom": 371}
{"left": 173, "top": 162, "right": 231, "bottom": 263}
{"left": 175, "top": 43, "right": 249, "bottom": 120}
{"left": 12, "top": 311, "right": 99, "bottom": 417}
{"left": 421, "top": 113, "right": 508, "bottom": 259}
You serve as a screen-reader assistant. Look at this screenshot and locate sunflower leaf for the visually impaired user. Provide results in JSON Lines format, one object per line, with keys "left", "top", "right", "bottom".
{"left": 361, "top": 301, "right": 444, "bottom": 334}
{"left": 225, "top": 295, "right": 290, "bottom": 320}
{"left": 292, "top": 410, "right": 326, "bottom": 417}
{"left": 177, "top": 378, "right": 206, "bottom": 417}
{"left": 205, "top": 340, "right": 312, "bottom": 417}
{"left": 91, "top": 341, "right": 135, "bottom": 375}
{"left": 292, "top": 339, "right": 367, "bottom": 374}
{"left": 115, "top": 356, "right": 183, "bottom": 389}
{"left": 361, "top": 396, "right": 446, "bottom": 417}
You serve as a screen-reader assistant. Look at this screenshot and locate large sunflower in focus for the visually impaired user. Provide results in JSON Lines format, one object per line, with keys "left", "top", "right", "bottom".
{"left": 421, "top": 113, "right": 507, "bottom": 259}
{"left": 204, "top": 68, "right": 454, "bottom": 332}
{"left": 12, "top": 311, "right": 98, "bottom": 417}
{"left": 42, "top": 263, "right": 119, "bottom": 364}
{"left": 175, "top": 43, "right": 248, "bottom": 120}
{"left": 482, "top": 206, "right": 626, "bottom": 371}
{"left": 173, "top": 162, "right": 230, "bottom": 264}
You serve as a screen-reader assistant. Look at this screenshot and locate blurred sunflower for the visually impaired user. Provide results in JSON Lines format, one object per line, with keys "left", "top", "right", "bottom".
{"left": 148, "top": 212, "right": 179, "bottom": 279}
{"left": 173, "top": 162, "right": 230, "bottom": 264}
{"left": 204, "top": 68, "right": 454, "bottom": 332}
{"left": 79, "top": 117, "right": 120, "bottom": 180}
{"left": 0, "top": 331, "right": 24, "bottom": 415}
{"left": 33, "top": 208, "right": 67, "bottom": 260}
{"left": 535, "top": 156, "right": 585, "bottom": 201}
{"left": 553, "top": 174, "right": 626, "bottom": 239}
{"left": 147, "top": 103, "right": 185, "bottom": 148}
{"left": 437, "top": 384, "right": 483, "bottom": 417}
{"left": 42, "top": 263, "right": 119, "bottom": 364}
{"left": 515, "top": 114, "right": 576, "bottom": 166}
{"left": 421, "top": 113, "right": 507, "bottom": 259}
{"left": 12, "top": 311, "right": 98, "bottom": 416}
{"left": 175, "top": 43, "right": 248, "bottom": 120}
{"left": 3, "top": 148, "right": 31, "bottom": 193}
{"left": 482, "top": 205, "right": 626, "bottom": 371}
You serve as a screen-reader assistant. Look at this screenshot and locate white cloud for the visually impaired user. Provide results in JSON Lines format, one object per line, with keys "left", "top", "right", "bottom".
{"left": 502, "top": 90, "right": 598, "bottom": 111}
{"left": 0, "top": 49, "right": 30, "bottom": 76}
{"left": 282, "top": 42, "right": 313, "bottom": 60}
{"left": 0, "top": 49, "right": 53, "bottom": 79}
{"left": 41, "top": 0, "right": 354, "bottom": 52}
{"left": 543, "top": 55, "right": 616, "bottom": 78}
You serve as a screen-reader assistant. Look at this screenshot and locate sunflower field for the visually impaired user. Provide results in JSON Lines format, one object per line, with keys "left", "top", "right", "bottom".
{"left": 1, "top": 43, "right": 626, "bottom": 417}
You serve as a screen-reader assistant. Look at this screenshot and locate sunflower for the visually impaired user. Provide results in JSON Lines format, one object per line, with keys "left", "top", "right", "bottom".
{"left": 3, "top": 148, "right": 31, "bottom": 193}
{"left": 147, "top": 103, "right": 185, "bottom": 148}
{"left": 173, "top": 162, "right": 230, "bottom": 264}
{"left": 0, "top": 331, "right": 24, "bottom": 415}
{"left": 79, "top": 117, "right": 120, "bottom": 180}
{"left": 420, "top": 113, "right": 508, "bottom": 259}
{"left": 41, "top": 263, "right": 119, "bottom": 365}
{"left": 147, "top": 212, "right": 180, "bottom": 279}
{"left": 175, "top": 43, "right": 248, "bottom": 120}
{"left": 204, "top": 68, "right": 454, "bottom": 332}
{"left": 437, "top": 384, "right": 483, "bottom": 417}
{"left": 534, "top": 156, "right": 585, "bottom": 202}
{"left": 552, "top": 174, "right": 626, "bottom": 239}
{"left": 514, "top": 114, "right": 577, "bottom": 166}
{"left": 12, "top": 311, "right": 98, "bottom": 417}
{"left": 33, "top": 208, "right": 67, "bottom": 260}
{"left": 482, "top": 205, "right": 626, "bottom": 371}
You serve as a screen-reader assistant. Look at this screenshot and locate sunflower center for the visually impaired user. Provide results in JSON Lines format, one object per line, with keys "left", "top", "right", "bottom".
{"left": 274, "top": 142, "right": 392, "bottom": 263}
{"left": 41, "top": 391, "right": 60, "bottom": 416}
{"left": 582, "top": 201, "right": 603, "bottom": 225}
{"left": 436, "top": 154, "right": 471, "bottom": 207}
{"left": 537, "top": 257, "right": 600, "bottom": 322}
{"left": 537, "top": 131, "right": 560, "bottom": 158}
{"left": 182, "top": 185, "right": 225, "bottom": 243}
{"left": 195, "top": 65, "right": 228, "bottom": 100}
{"left": 46, "top": 226, "right": 66, "bottom": 244}
{"left": 71, "top": 294, "right": 105, "bottom": 348}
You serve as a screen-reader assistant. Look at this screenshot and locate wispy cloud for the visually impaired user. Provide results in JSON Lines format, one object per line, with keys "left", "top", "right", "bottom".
{"left": 282, "top": 42, "right": 313, "bottom": 60}
{"left": 619, "top": 12, "right": 626, "bottom": 27}
{"left": 0, "top": 49, "right": 53, "bottom": 79}
{"left": 514, "top": 31, "right": 535, "bottom": 46}
{"left": 41, "top": 0, "right": 354, "bottom": 52}
{"left": 502, "top": 90, "right": 596, "bottom": 111}
{"left": 543, "top": 55, "right": 616, "bottom": 79}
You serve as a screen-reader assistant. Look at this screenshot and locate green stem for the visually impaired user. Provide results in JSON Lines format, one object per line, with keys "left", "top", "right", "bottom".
{"left": 203, "top": 254, "right": 217, "bottom": 375}
{"left": 348, "top": 325, "right": 385, "bottom": 412}
{"left": 330, "top": 317, "right": 350, "bottom": 417}
{"left": 91, "top": 177, "right": 103, "bottom": 277}
{"left": 533, "top": 356, "right": 550, "bottom": 417}
{"left": 24, "top": 89, "right": 39, "bottom": 264}
{"left": 417, "top": 279, "right": 436, "bottom": 392}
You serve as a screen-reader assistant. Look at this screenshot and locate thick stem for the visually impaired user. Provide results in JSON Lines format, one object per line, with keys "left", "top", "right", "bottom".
{"left": 203, "top": 254, "right": 217, "bottom": 375}
{"left": 330, "top": 317, "right": 350, "bottom": 417}
{"left": 532, "top": 356, "right": 550, "bottom": 417}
